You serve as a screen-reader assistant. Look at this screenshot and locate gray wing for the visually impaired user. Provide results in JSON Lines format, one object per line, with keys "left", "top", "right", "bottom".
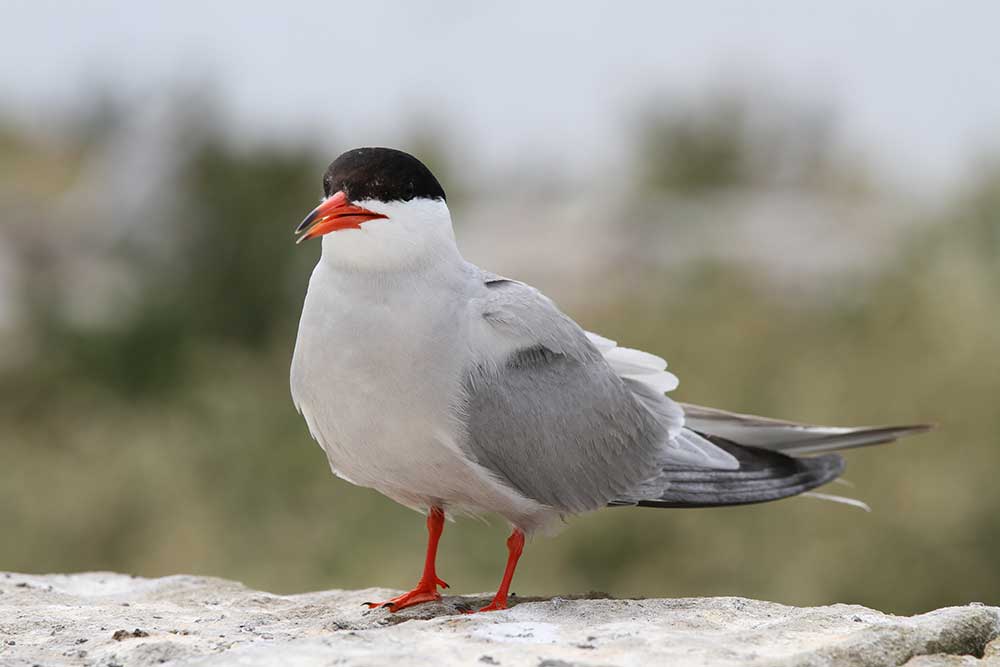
{"left": 462, "top": 274, "right": 730, "bottom": 515}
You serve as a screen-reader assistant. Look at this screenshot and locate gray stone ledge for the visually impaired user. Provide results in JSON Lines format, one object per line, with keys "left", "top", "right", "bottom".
{"left": 1, "top": 572, "right": 997, "bottom": 666}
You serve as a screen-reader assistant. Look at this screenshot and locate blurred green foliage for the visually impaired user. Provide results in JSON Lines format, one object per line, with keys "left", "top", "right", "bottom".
{"left": 0, "top": 96, "right": 997, "bottom": 616}
{"left": 636, "top": 92, "right": 872, "bottom": 197}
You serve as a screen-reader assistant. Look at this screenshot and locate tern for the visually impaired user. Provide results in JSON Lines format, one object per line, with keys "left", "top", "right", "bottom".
{"left": 290, "top": 147, "right": 929, "bottom": 612}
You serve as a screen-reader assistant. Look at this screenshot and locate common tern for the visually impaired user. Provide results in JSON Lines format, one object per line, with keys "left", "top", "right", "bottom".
{"left": 290, "top": 147, "right": 929, "bottom": 612}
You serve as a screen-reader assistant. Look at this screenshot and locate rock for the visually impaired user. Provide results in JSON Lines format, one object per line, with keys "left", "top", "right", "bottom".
{"left": 0, "top": 572, "right": 997, "bottom": 666}
{"left": 905, "top": 637, "right": 1000, "bottom": 667}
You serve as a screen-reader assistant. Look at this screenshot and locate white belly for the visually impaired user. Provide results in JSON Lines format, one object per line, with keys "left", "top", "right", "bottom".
{"left": 290, "top": 262, "right": 545, "bottom": 525}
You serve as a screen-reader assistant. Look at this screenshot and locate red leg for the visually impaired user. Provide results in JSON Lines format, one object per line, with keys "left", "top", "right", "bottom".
{"left": 365, "top": 507, "right": 449, "bottom": 611}
{"left": 476, "top": 529, "right": 525, "bottom": 612}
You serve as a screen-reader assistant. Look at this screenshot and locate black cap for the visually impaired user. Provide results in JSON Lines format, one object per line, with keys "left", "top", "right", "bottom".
{"left": 322, "top": 147, "right": 446, "bottom": 203}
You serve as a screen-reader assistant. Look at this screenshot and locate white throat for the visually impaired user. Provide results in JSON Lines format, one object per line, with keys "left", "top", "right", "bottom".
{"left": 319, "top": 197, "right": 460, "bottom": 272}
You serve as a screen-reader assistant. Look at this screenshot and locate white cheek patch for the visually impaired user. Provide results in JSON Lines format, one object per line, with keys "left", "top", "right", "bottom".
{"left": 320, "top": 198, "right": 458, "bottom": 271}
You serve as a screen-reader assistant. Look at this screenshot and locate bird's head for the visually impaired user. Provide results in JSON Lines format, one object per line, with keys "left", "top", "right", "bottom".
{"left": 295, "top": 147, "right": 457, "bottom": 271}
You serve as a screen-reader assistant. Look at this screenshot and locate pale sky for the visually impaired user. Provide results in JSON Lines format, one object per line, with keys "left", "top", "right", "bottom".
{"left": 7, "top": 0, "right": 1000, "bottom": 190}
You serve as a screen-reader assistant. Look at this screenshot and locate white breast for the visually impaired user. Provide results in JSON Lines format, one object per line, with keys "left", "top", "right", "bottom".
{"left": 290, "top": 259, "right": 545, "bottom": 526}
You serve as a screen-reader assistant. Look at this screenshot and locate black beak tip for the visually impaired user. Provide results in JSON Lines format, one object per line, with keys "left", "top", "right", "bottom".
{"left": 295, "top": 209, "right": 319, "bottom": 235}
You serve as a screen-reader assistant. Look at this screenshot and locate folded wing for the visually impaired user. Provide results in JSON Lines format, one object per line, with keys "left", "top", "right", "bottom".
{"left": 462, "top": 274, "right": 737, "bottom": 514}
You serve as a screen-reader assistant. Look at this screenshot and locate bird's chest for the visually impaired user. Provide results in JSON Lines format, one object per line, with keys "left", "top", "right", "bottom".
{"left": 291, "top": 268, "right": 470, "bottom": 488}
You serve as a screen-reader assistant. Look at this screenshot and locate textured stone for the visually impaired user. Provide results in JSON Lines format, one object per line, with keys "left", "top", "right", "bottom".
{"left": 0, "top": 572, "right": 997, "bottom": 666}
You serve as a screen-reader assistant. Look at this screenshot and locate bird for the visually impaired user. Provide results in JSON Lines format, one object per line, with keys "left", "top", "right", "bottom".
{"left": 289, "top": 147, "right": 930, "bottom": 613}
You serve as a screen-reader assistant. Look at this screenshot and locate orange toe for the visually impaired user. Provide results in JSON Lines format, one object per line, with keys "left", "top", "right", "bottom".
{"left": 460, "top": 597, "right": 508, "bottom": 613}
{"left": 365, "top": 587, "right": 442, "bottom": 611}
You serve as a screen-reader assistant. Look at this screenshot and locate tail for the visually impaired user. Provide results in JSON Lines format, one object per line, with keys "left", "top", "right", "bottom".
{"left": 631, "top": 438, "right": 845, "bottom": 508}
{"left": 616, "top": 404, "right": 932, "bottom": 509}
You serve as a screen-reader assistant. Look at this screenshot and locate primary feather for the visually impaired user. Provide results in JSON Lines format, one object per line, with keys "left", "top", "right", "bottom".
{"left": 680, "top": 403, "right": 933, "bottom": 454}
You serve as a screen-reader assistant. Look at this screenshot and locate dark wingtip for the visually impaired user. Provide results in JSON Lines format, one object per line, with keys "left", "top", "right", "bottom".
{"left": 882, "top": 423, "right": 937, "bottom": 441}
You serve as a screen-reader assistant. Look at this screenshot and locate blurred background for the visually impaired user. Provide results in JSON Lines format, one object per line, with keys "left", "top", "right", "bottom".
{"left": 2, "top": 1, "right": 999, "bottom": 616}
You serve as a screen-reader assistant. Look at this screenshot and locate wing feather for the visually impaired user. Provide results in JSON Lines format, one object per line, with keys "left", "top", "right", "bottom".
{"left": 585, "top": 332, "right": 679, "bottom": 393}
{"left": 462, "top": 274, "right": 737, "bottom": 515}
{"left": 681, "top": 403, "right": 933, "bottom": 454}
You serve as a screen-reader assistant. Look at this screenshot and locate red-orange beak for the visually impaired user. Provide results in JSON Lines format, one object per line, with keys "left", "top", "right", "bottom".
{"left": 295, "top": 191, "right": 388, "bottom": 243}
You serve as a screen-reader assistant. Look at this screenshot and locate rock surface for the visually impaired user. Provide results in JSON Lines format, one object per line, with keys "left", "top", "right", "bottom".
{"left": 1, "top": 572, "right": 997, "bottom": 667}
